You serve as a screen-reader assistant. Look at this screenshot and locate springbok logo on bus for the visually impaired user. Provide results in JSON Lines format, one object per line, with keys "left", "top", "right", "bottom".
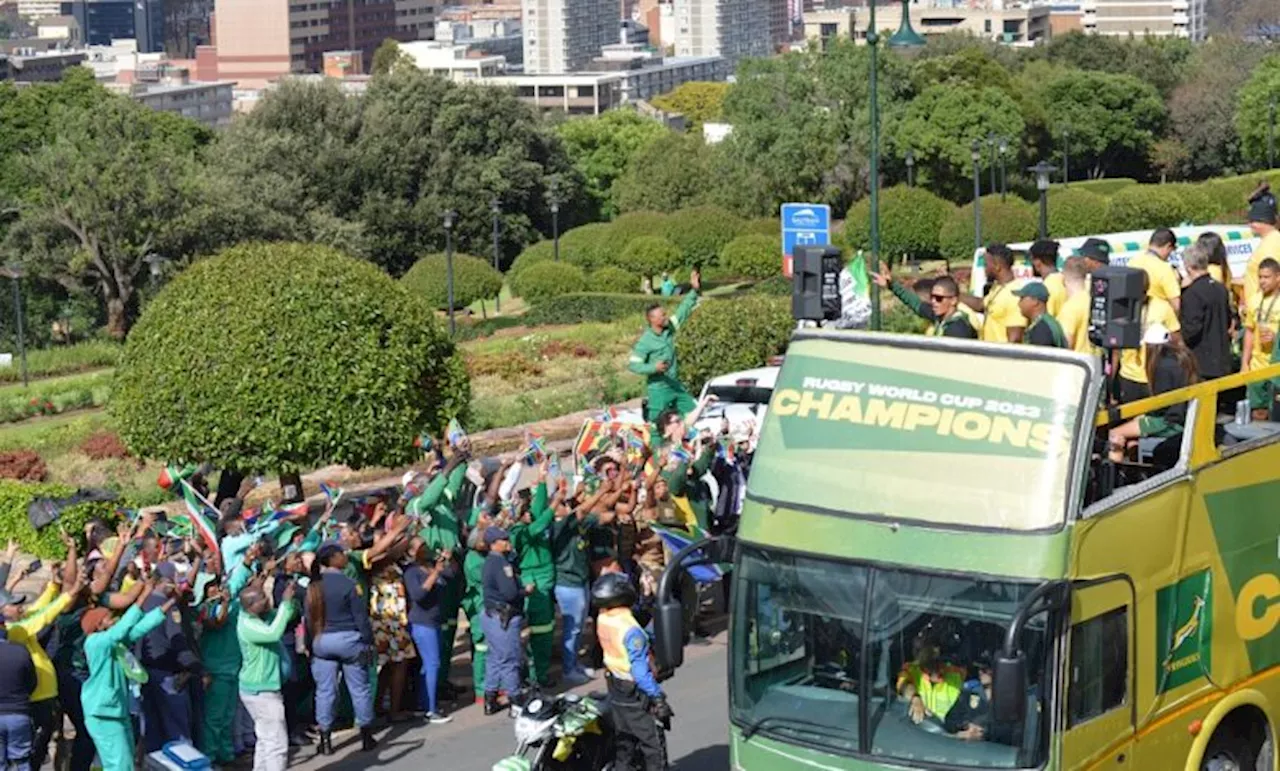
{"left": 1155, "top": 570, "right": 1212, "bottom": 694}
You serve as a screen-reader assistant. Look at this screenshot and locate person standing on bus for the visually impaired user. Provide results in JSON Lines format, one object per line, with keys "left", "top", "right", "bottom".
{"left": 1130, "top": 229, "right": 1182, "bottom": 316}
{"left": 961, "top": 244, "right": 1027, "bottom": 343}
{"left": 1242, "top": 258, "right": 1280, "bottom": 419}
{"left": 629, "top": 270, "right": 701, "bottom": 424}
{"left": 1014, "top": 283, "right": 1066, "bottom": 348}
{"left": 1179, "top": 244, "right": 1232, "bottom": 383}
{"left": 1029, "top": 240, "right": 1065, "bottom": 317}
{"left": 1117, "top": 273, "right": 1182, "bottom": 405}
{"left": 870, "top": 265, "right": 977, "bottom": 339}
{"left": 1057, "top": 258, "right": 1094, "bottom": 354}
{"left": 1244, "top": 185, "right": 1279, "bottom": 304}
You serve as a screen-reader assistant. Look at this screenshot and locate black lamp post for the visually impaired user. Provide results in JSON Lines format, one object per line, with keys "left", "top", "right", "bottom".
{"left": 1061, "top": 126, "right": 1071, "bottom": 186}
{"left": 1030, "top": 161, "right": 1057, "bottom": 240}
{"left": 971, "top": 140, "right": 983, "bottom": 251}
{"left": 6, "top": 264, "right": 26, "bottom": 387}
{"left": 986, "top": 132, "right": 997, "bottom": 197}
{"left": 998, "top": 137, "right": 1008, "bottom": 202}
{"left": 1269, "top": 96, "right": 1276, "bottom": 170}
{"left": 443, "top": 210, "right": 456, "bottom": 336}
{"left": 545, "top": 183, "right": 561, "bottom": 261}
{"left": 490, "top": 197, "right": 502, "bottom": 313}
{"left": 905, "top": 149, "right": 915, "bottom": 187}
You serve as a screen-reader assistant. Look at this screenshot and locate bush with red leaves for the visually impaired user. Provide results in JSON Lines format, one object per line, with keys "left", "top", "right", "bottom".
{"left": 0, "top": 451, "right": 47, "bottom": 482}
{"left": 80, "top": 432, "right": 131, "bottom": 461}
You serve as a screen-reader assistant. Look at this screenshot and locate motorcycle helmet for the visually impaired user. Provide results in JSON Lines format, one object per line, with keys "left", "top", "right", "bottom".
{"left": 591, "top": 572, "right": 637, "bottom": 610}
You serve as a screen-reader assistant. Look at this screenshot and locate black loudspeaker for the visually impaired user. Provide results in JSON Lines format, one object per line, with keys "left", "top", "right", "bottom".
{"left": 792, "top": 245, "right": 843, "bottom": 322}
{"left": 1088, "top": 266, "right": 1144, "bottom": 349}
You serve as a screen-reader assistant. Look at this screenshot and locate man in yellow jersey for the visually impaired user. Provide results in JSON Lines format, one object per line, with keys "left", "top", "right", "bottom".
{"left": 1057, "top": 258, "right": 1094, "bottom": 354}
{"left": 1029, "top": 240, "right": 1065, "bottom": 317}
{"left": 1179, "top": 243, "right": 1232, "bottom": 382}
{"left": 1078, "top": 238, "right": 1111, "bottom": 277}
{"left": 962, "top": 244, "right": 1026, "bottom": 343}
{"left": 1127, "top": 228, "right": 1182, "bottom": 315}
{"left": 1117, "top": 273, "right": 1181, "bottom": 404}
{"left": 871, "top": 265, "right": 977, "bottom": 339}
{"left": 1243, "top": 186, "right": 1280, "bottom": 305}
{"left": 1242, "top": 257, "right": 1280, "bottom": 418}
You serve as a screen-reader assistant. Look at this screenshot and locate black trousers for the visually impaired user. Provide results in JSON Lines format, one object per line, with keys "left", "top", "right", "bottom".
{"left": 29, "top": 698, "right": 55, "bottom": 769}
{"left": 56, "top": 671, "right": 96, "bottom": 771}
{"left": 607, "top": 676, "right": 665, "bottom": 771}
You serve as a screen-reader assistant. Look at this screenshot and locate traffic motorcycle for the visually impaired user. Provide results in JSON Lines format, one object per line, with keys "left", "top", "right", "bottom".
{"left": 492, "top": 690, "right": 669, "bottom": 771}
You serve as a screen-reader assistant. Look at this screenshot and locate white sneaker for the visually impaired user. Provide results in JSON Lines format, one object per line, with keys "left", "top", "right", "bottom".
{"left": 426, "top": 711, "right": 453, "bottom": 725}
{"left": 581, "top": 667, "right": 599, "bottom": 678}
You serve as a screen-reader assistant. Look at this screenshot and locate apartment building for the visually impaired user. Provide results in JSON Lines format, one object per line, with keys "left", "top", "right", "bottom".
{"left": 671, "top": 0, "right": 773, "bottom": 64}
{"left": 61, "top": 0, "right": 166, "bottom": 52}
{"left": 212, "top": 0, "right": 434, "bottom": 85}
{"left": 1081, "top": 0, "right": 1205, "bottom": 41}
{"left": 521, "top": 0, "right": 616, "bottom": 73}
{"left": 846, "top": 4, "right": 1050, "bottom": 45}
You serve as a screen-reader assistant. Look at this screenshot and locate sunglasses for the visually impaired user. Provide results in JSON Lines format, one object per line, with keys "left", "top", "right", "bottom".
{"left": 930, "top": 294, "right": 955, "bottom": 302}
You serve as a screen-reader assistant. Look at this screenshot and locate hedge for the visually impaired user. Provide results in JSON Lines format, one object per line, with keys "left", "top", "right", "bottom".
{"left": 523, "top": 293, "right": 678, "bottom": 326}
{"left": 0, "top": 479, "right": 125, "bottom": 558}
{"left": 509, "top": 240, "right": 556, "bottom": 282}
{"left": 662, "top": 205, "right": 745, "bottom": 266}
{"left": 1046, "top": 188, "right": 1110, "bottom": 240}
{"left": 1105, "top": 185, "right": 1198, "bottom": 232}
{"left": 511, "top": 260, "right": 587, "bottom": 304}
{"left": 938, "top": 196, "right": 1038, "bottom": 260}
{"left": 114, "top": 242, "right": 470, "bottom": 473}
{"left": 400, "top": 253, "right": 504, "bottom": 310}
{"left": 1170, "top": 184, "right": 1226, "bottom": 226}
{"left": 1072, "top": 178, "right": 1138, "bottom": 196}
{"left": 589, "top": 266, "right": 641, "bottom": 294}
{"left": 844, "top": 185, "right": 953, "bottom": 263}
{"left": 619, "top": 236, "right": 683, "bottom": 279}
{"left": 676, "top": 295, "right": 793, "bottom": 394}
{"left": 739, "top": 218, "right": 781, "bottom": 237}
{"left": 749, "top": 275, "right": 791, "bottom": 296}
{"left": 720, "top": 234, "right": 781, "bottom": 281}
{"left": 558, "top": 222, "right": 615, "bottom": 270}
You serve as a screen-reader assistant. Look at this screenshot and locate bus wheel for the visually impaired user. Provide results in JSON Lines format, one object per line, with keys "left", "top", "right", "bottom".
{"left": 1202, "top": 728, "right": 1257, "bottom": 771}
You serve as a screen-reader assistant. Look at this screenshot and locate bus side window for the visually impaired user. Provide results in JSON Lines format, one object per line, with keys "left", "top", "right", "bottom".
{"left": 1068, "top": 607, "right": 1128, "bottom": 726}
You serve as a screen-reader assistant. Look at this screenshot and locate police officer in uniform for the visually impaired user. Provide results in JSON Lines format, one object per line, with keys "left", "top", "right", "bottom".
{"left": 592, "top": 572, "right": 672, "bottom": 771}
{"left": 480, "top": 527, "right": 529, "bottom": 715}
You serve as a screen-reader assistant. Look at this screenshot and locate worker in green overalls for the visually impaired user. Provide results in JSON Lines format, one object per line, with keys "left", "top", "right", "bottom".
{"left": 406, "top": 448, "right": 469, "bottom": 699}
{"left": 510, "top": 462, "right": 557, "bottom": 687}
{"left": 197, "top": 547, "right": 256, "bottom": 766}
{"left": 629, "top": 269, "right": 701, "bottom": 424}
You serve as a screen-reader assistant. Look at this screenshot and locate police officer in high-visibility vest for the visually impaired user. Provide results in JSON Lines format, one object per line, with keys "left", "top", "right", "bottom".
{"left": 591, "top": 573, "right": 672, "bottom": 771}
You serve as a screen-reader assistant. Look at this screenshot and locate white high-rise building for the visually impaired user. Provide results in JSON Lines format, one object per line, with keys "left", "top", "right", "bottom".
{"left": 1081, "top": 0, "right": 1206, "bottom": 41}
{"left": 17, "top": 0, "right": 63, "bottom": 20}
{"left": 522, "top": 0, "right": 616, "bottom": 73}
{"left": 672, "top": 0, "right": 773, "bottom": 64}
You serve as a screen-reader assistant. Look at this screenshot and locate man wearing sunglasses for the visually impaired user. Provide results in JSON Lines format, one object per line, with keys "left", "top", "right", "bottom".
{"left": 871, "top": 262, "right": 977, "bottom": 339}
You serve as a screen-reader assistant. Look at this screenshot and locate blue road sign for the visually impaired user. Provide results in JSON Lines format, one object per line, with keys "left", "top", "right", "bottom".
{"left": 780, "top": 202, "right": 831, "bottom": 276}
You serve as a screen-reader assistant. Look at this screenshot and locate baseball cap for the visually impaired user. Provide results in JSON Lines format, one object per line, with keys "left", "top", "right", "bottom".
{"left": 1078, "top": 238, "right": 1111, "bottom": 264}
{"left": 1142, "top": 322, "right": 1171, "bottom": 346}
{"left": 484, "top": 526, "right": 510, "bottom": 545}
{"left": 1013, "top": 282, "right": 1050, "bottom": 303}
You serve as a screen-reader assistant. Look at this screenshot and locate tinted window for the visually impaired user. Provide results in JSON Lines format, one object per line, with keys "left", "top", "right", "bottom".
{"left": 1068, "top": 607, "right": 1128, "bottom": 726}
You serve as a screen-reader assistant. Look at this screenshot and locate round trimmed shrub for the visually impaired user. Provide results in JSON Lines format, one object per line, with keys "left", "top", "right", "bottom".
{"left": 675, "top": 295, "right": 793, "bottom": 394}
{"left": 513, "top": 260, "right": 587, "bottom": 304}
{"left": 1104, "top": 185, "right": 1196, "bottom": 232}
{"left": 400, "top": 253, "right": 503, "bottom": 310}
{"left": 720, "top": 234, "right": 781, "bottom": 280}
{"left": 844, "top": 185, "right": 953, "bottom": 263}
{"left": 662, "top": 205, "right": 745, "bottom": 266}
{"left": 938, "top": 196, "right": 1038, "bottom": 260}
{"left": 113, "top": 242, "right": 470, "bottom": 472}
{"left": 619, "top": 236, "right": 683, "bottom": 279}
{"left": 1073, "top": 178, "right": 1138, "bottom": 196}
{"left": 1046, "top": 188, "right": 1110, "bottom": 239}
{"left": 1168, "top": 184, "right": 1225, "bottom": 225}
{"left": 610, "top": 211, "right": 670, "bottom": 244}
{"left": 739, "top": 218, "right": 781, "bottom": 237}
{"left": 509, "top": 240, "right": 556, "bottom": 282}
{"left": 589, "top": 266, "right": 641, "bottom": 294}
{"left": 558, "top": 223, "right": 615, "bottom": 270}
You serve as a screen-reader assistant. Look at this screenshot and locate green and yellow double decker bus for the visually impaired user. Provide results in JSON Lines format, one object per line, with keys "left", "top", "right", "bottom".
{"left": 656, "top": 330, "right": 1279, "bottom": 771}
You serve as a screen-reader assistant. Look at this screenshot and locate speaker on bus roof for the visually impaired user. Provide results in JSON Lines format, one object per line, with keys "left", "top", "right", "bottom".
{"left": 792, "top": 245, "right": 843, "bottom": 322}
{"left": 1088, "top": 266, "right": 1144, "bottom": 350}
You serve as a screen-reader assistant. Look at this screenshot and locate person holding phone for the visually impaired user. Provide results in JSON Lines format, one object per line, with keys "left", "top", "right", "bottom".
{"left": 237, "top": 581, "right": 298, "bottom": 771}
{"left": 403, "top": 537, "right": 453, "bottom": 724}
{"left": 629, "top": 269, "right": 702, "bottom": 424}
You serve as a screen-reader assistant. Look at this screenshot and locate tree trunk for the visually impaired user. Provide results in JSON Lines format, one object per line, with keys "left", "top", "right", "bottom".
{"left": 105, "top": 297, "right": 127, "bottom": 340}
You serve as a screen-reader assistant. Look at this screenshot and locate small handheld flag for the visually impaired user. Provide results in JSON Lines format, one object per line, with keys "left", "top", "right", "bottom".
{"left": 173, "top": 478, "right": 220, "bottom": 558}
{"left": 413, "top": 434, "right": 433, "bottom": 451}
{"left": 447, "top": 418, "right": 467, "bottom": 448}
{"left": 319, "top": 482, "right": 344, "bottom": 508}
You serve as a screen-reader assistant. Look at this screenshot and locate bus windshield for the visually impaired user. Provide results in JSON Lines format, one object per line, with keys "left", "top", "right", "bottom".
{"left": 747, "top": 335, "right": 1090, "bottom": 531}
{"left": 731, "top": 545, "right": 1051, "bottom": 768}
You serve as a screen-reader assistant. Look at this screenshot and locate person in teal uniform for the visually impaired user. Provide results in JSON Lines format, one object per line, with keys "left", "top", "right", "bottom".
{"left": 629, "top": 270, "right": 701, "bottom": 424}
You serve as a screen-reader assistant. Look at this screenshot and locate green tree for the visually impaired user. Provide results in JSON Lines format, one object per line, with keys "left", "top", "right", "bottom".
{"left": 662, "top": 205, "right": 745, "bottom": 266}
{"left": 843, "top": 184, "right": 953, "bottom": 262}
{"left": 613, "top": 132, "right": 716, "bottom": 213}
{"left": 556, "top": 111, "right": 667, "bottom": 219}
{"left": 1037, "top": 68, "right": 1166, "bottom": 180}
{"left": 113, "top": 243, "right": 469, "bottom": 472}
{"left": 719, "top": 234, "right": 780, "bottom": 280}
{"left": 1169, "top": 38, "right": 1264, "bottom": 179}
{"left": 512, "top": 260, "right": 587, "bottom": 303}
{"left": 650, "top": 82, "right": 731, "bottom": 128}
{"left": 619, "top": 236, "right": 683, "bottom": 279}
{"left": 5, "top": 96, "right": 211, "bottom": 338}
{"left": 371, "top": 38, "right": 414, "bottom": 76}
{"left": 400, "top": 253, "right": 504, "bottom": 310}
{"left": 589, "top": 266, "right": 641, "bottom": 294}
{"left": 1235, "top": 54, "right": 1280, "bottom": 170}
{"left": 676, "top": 296, "right": 792, "bottom": 393}
{"left": 1040, "top": 31, "right": 1192, "bottom": 99}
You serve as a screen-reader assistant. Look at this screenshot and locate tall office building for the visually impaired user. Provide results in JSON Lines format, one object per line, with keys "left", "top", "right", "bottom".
{"left": 17, "top": 0, "right": 63, "bottom": 20}
{"left": 1081, "top": 0, "right": 1205, "bottom": 40}
{"left": 61, "top": 0, "right": 166, "bottom": 53}
{"left": 672, "top": 0, "right": 772, "bottom": 63}
{"left": 213, "top": 0, "right": 433, "bottom": 83}
{"left": 521, "top": 0, "right": 616, "bottom": 73}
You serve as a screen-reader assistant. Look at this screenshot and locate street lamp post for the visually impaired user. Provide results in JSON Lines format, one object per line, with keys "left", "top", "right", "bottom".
{"left": 971, "top": 140, "right": 983, "bottom": 251}
{"left": 6, "top": 265, "right": 26, "bottom": 387}
{"left": 1030, "top": 161, "right": 1058, "bottom": 240}
{"left": 1269, "top": 96, "right": 1276, "bottom": 171}
{"left": 905, "top": 149, "right": 915, "bottom": 187}
{"left": 443, "top": 210, "right": 456, "bottom": 337}
{"left": 545, "top": 183, "right": 561, "bottom": 261}
{"left": 987, "top": 133, "right": 997, "bottom": 197}
{"left": 1062, "top": 126, "right": 1071, "bottom": 186}
{"left": 998, "top": 137, "right": 1008, "bottom": 202}
{"left": 490, "top": 197, "right": 502, "bottom": 313}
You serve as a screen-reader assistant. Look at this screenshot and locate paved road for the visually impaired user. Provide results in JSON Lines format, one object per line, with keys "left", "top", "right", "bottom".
{"left": 290, "top": 632, "right": 730, "bottom": 771}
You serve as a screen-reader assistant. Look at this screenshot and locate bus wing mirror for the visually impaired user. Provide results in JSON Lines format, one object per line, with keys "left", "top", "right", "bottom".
{"left": 653, "top": 599, "right": 685, "bottom": 671}
{"left": 992, "top": 652, "right": 1027, "bottom": 724}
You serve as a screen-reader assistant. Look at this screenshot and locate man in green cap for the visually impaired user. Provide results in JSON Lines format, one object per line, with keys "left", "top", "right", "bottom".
{"left": 1014, "top": 282, "right": 1066, "bottom": 348}
{"left": 629, "top": 269, "right": 701, "bottom": 424}
{"left": 509, "top": 462, "right": 557, "bottom": 686}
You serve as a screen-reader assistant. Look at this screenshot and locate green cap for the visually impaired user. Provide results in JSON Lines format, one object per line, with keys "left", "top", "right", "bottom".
{"left": 1013, "top": 281, "right": 1050, "bottom": 303}
{"left": 274, "top": 523, "right": 302, "bottom": 553}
